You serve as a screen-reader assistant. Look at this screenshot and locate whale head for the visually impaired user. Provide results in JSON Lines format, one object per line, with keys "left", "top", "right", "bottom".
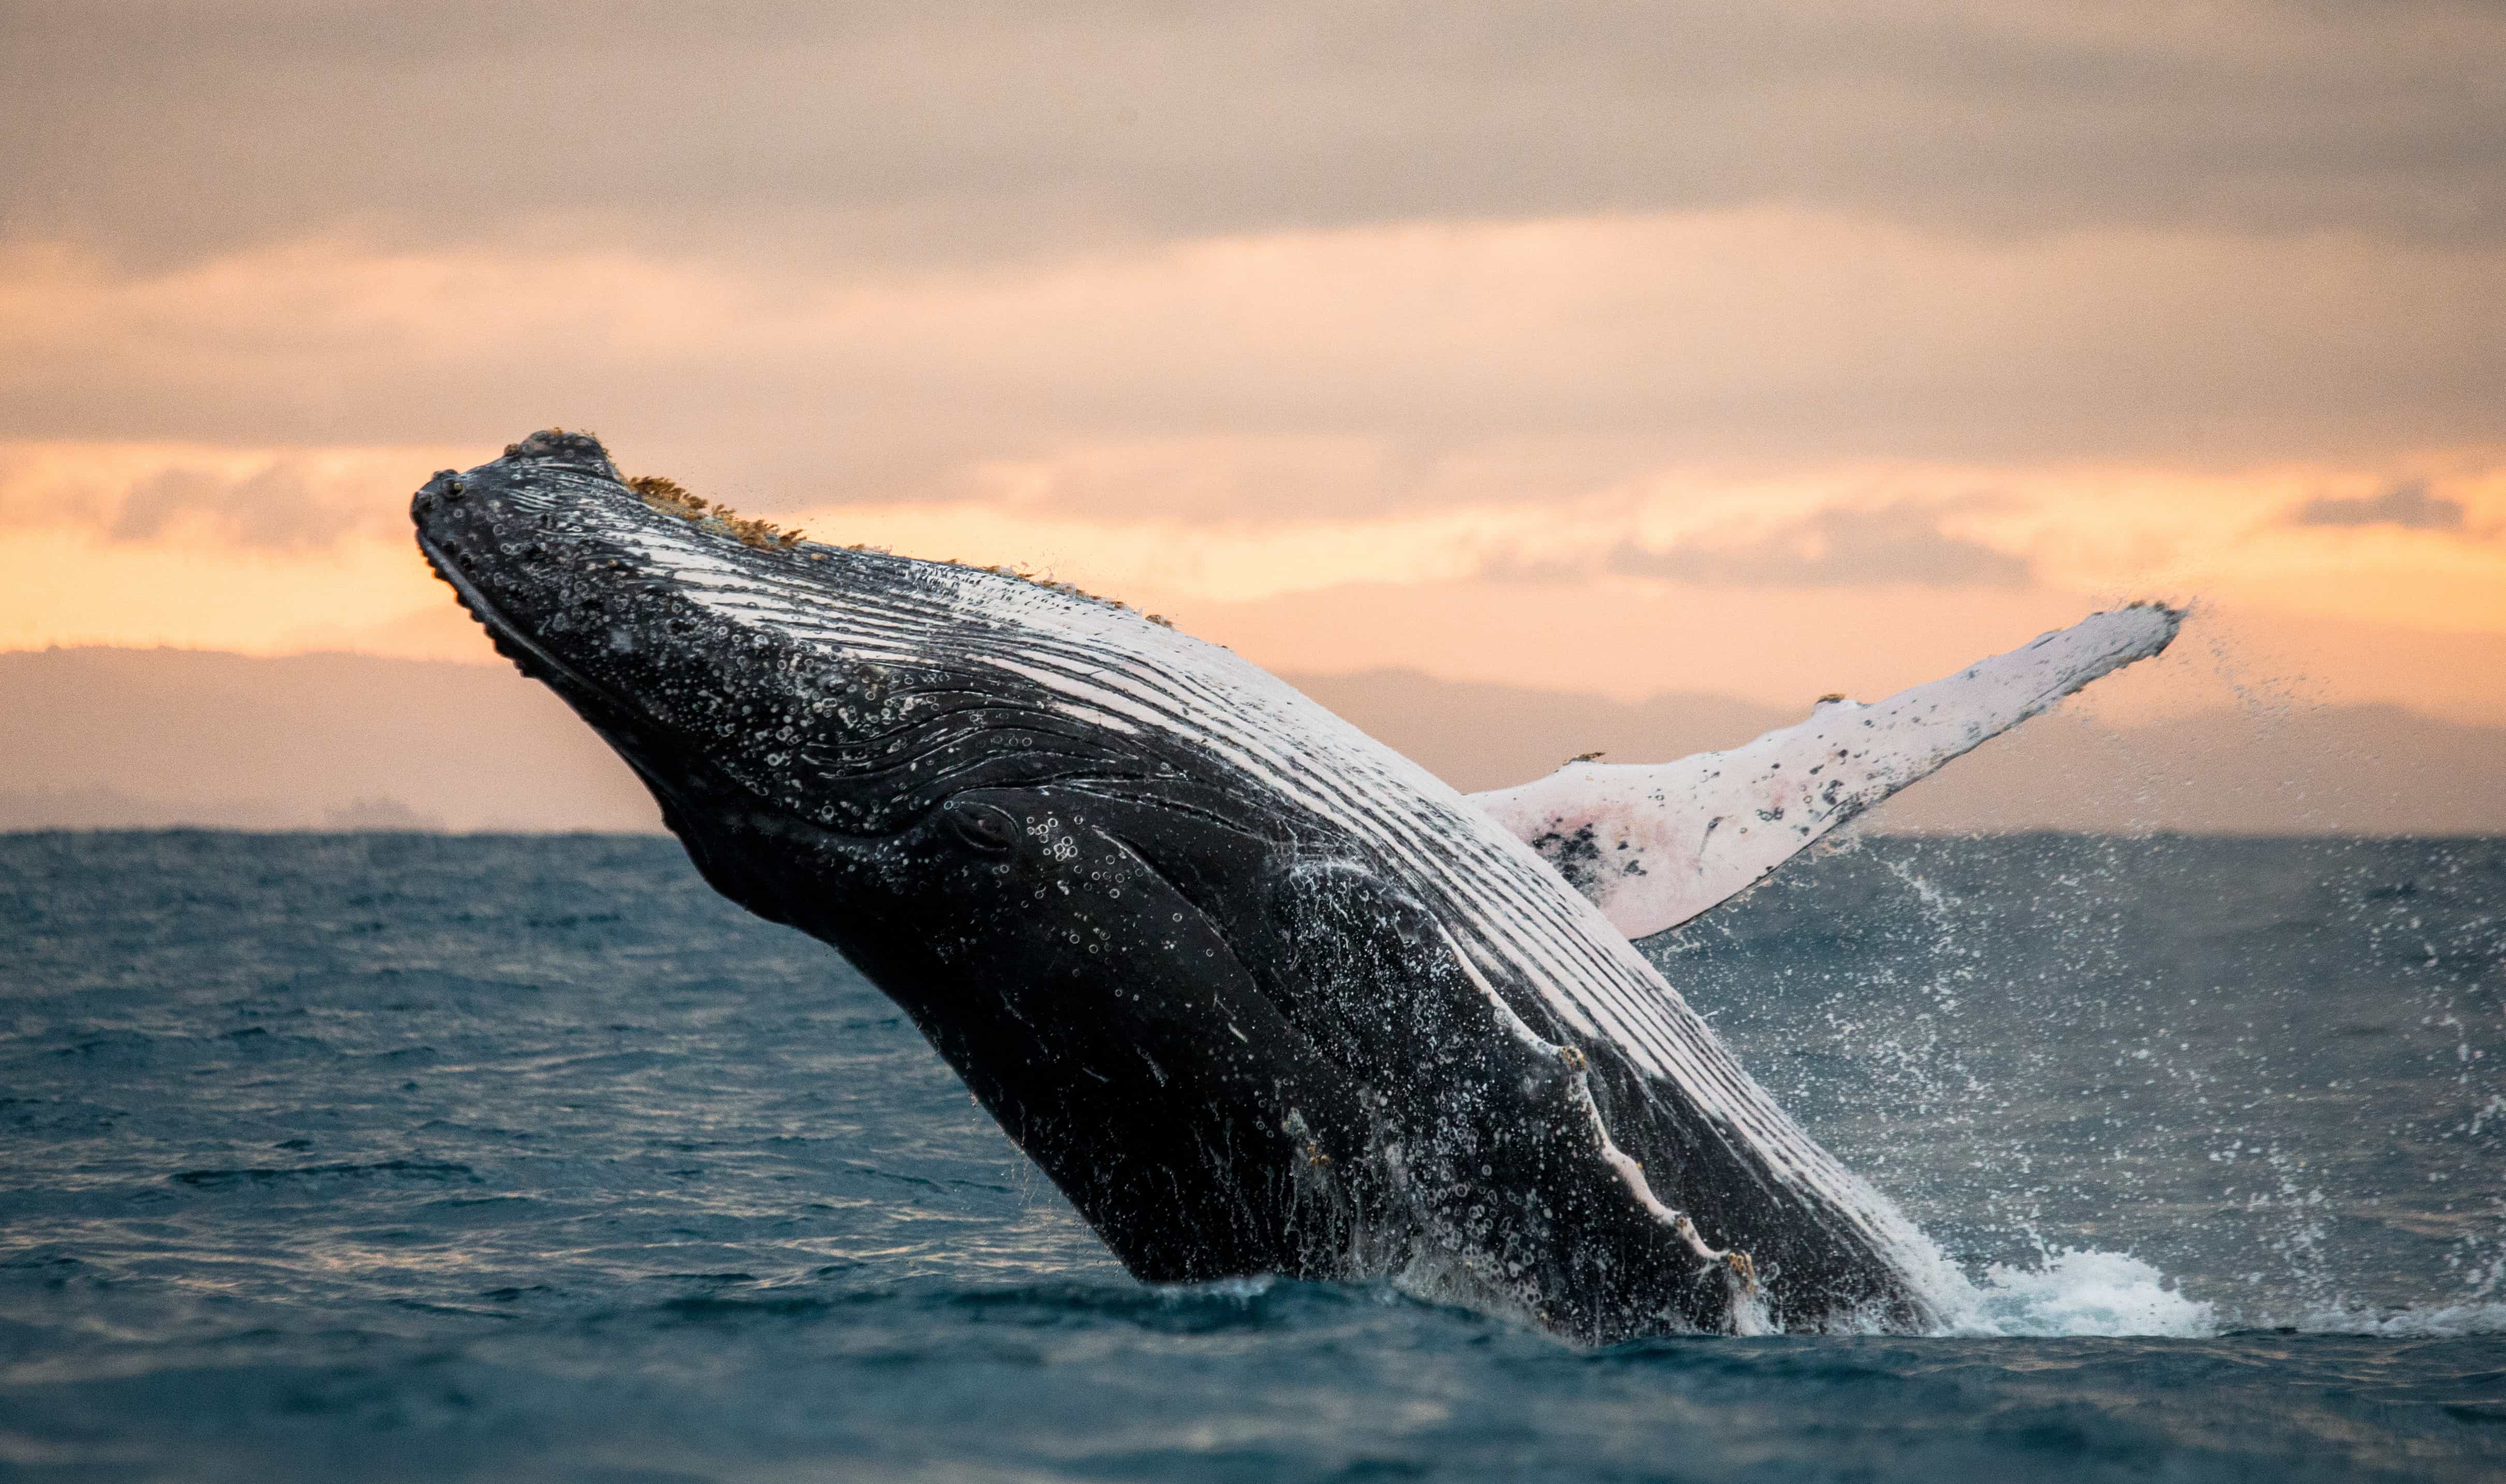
{"left": 410, "top": 430, "right": 1164, "bottom": 845}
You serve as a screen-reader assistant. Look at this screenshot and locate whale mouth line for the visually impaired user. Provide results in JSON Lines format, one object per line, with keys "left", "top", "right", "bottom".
{"left": 415, "top": 529, "right": 640, "bottom": 725}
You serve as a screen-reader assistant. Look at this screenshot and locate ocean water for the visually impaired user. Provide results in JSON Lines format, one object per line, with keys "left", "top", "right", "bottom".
{"left": 2, "top": 830, "right": 2500, "bottom": 1482}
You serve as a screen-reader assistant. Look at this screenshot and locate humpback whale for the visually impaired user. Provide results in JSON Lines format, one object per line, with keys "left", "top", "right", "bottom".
{"left": 412, "top": 430, "right": 2179, "bottom": 1341}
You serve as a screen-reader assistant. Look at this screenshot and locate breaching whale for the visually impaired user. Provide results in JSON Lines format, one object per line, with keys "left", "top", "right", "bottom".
{"left": 412, "top": 430, "right": 2180, "bottom": 1341}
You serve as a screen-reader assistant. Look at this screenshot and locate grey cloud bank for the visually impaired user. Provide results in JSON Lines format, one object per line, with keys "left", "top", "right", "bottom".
{"left": 2289, "top": 479, "right": 2468, "bottom": 531}
{"left": 1478, "top": 502, "right": 2038, "bottom": 590}
{"left": 1606, "top": 504, "right": 2036, "bottom": 590}
{"left": 5, "top": 1, "right": 2502, "bottom": 264}
{"left": 5, "top": 220, "right": 2501, "bottom": 508}
{"left": 106, "top": 463, "right": 385, "bottom": 548}
{"left": 3, "top": 1, "right": 2500, "bottom": 530}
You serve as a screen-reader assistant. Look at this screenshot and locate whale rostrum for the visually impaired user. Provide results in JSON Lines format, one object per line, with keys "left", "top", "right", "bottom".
{"left": 412, "top": 430, "right": 2179, "bottom": 1341}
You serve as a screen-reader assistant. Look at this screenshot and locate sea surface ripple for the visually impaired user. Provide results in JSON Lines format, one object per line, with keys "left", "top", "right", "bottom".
{"left": 1, "top": 832, "right": 2500, "bottom": 1481}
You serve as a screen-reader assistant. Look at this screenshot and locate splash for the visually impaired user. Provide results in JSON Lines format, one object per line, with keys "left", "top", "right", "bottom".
{"left": 1925, "top": 1249, "right": 2506, "bottom": 1339}
{"left": 1660, "top": 833, "right": 2506, "bottom": 1346}
{"left": 1945, "top": 1249, "right": 2217, "bottom": 1338}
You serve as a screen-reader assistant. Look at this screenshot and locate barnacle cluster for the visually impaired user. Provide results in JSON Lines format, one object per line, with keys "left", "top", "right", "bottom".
{"left": 628, "top": 474, "right": 808, "bottom": 551}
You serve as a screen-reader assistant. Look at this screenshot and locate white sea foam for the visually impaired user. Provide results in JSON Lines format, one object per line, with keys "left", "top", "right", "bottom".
{"left": 1943, "top": 1249, "right": 2219, "bottom": 1338}
{"left": 2282, "top": 1301, "right": 2506, "bottom": 1338}
{"left": 1917, "top": 1249, "right": 2506, "bottom": 1340}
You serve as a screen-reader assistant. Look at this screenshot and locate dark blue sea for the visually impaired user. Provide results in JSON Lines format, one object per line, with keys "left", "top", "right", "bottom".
{"left": 3, "top": 832, "right": 2501, "bottom": 1482}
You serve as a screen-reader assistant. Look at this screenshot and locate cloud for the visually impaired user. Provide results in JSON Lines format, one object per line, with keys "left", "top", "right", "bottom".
{"left": 0, "top": 443, "right": 456, "bottom": 556}
{"left": 108, "top": 463, "right": 364, "bottom": 548}
{"left": 3, "top": 2, "right": 2501, "bottom": 268}
{"left": 6, "top": 438, "right": 2506, "bottom": 720}
{"left": 2287, "top": 479, "right": 2467, "bottom": 531}
{"left": 1599, "top": 504, "right": 2035, "bottom": 590}
{"left": 6, "top": 220, "right": 2505, "bottom": 496}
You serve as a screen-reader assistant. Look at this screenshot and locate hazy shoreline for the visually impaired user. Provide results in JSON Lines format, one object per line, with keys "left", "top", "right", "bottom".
{"left": 8, "top": 646, "right": 2505, "bottom": 835}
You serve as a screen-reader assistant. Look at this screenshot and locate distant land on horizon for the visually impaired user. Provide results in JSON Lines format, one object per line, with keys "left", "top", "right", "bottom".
{"left": 4, "top": 646, "right": 2501, "bottom": 836}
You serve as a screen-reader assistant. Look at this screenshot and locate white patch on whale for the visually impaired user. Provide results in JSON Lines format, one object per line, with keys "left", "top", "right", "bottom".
{"left": 1471, "top": 605, "right": 2185, "bottom": 941}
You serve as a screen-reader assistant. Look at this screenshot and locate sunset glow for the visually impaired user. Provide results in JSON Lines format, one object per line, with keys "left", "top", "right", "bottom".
{"left": 7, "top": 3, "right": 2501, "bottom": 731}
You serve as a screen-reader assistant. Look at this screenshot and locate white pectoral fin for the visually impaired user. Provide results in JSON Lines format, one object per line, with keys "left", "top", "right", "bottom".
{"left": 1471, "top": 603, "right": 2185, "bottom": 940}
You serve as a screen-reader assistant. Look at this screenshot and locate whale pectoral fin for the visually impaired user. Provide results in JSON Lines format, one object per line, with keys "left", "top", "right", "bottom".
{"left": 1469, "top": 603, "right": 2184, "bottom": 941}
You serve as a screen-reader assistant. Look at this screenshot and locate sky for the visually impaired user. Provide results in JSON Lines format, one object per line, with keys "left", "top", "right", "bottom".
{"left": 5, "top": 1, "right": 2503, "bottom": 725}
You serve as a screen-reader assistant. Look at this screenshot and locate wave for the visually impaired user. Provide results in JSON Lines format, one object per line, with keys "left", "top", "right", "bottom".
{"left": 2282, "top": 1300, "right": 2506, "bottom": 1338}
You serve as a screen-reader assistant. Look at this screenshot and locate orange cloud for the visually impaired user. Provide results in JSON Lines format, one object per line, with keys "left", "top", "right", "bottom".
{"left": 7, "top": 210, "right": 2503, "bottom": 474}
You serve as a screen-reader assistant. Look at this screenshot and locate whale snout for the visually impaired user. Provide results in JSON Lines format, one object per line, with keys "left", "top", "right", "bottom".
{"left": 410, "top": 427, "right": 890, "bottom": 781}
{"left": 411, "top": 429, "right": 635, "bottom": 582}
{"left": 408, "top": 430, "right": 662, "bottom": 699}
{"left": 410, "top": 429, "right": 623, "bottom": 557}
{"left": 408, "top": 468, "right": 480, "bottom": 576}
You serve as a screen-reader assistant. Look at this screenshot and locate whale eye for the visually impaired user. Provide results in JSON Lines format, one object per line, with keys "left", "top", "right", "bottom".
{"left": 946, "top": 801, "right": 1022, "bottom": 855}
